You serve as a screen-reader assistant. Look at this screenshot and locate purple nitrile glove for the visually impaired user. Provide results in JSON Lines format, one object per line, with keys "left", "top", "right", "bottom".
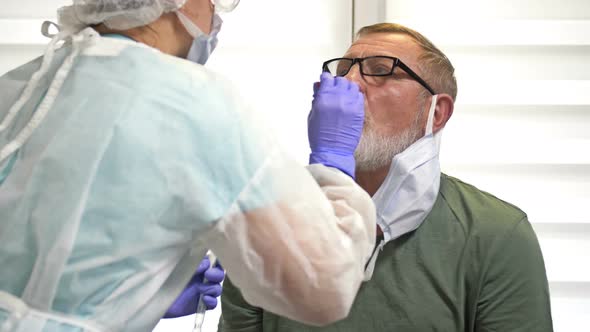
{"left": 163, "top": 257, "right": 225, "bottom": 318}
{"left": 308, "top": 72, "right": 365, "bottom": 178}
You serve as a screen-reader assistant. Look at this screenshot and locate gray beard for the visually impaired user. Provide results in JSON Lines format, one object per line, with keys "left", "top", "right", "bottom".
{"left": 354, "top": 120, "right": 423, "bottom": 172}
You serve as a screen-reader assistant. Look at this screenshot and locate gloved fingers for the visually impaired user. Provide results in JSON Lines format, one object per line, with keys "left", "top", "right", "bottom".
{"left": 200, "top": 283, "right": 223, "bottom": 297}
{"left": 201, "top": 295, "right": 218, "bottom": 310}
{"left": 312, "top": 81, "right": 320, "bottom": 97}
{"left": 195, "top": 257, "right": 211, "bottom": 275}
{"left": 318, "top": 72, "right": 335, "bottom": 92}
{"left": 334, "top": 76, "right": 349, "bottom": 90}
{"left": 204, "top": 265, "right": 225, "bottom": 283}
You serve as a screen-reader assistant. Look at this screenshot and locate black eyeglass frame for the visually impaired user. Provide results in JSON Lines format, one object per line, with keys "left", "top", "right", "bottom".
{"left": 322, "top": 56, "right": 436, "bottom": 95}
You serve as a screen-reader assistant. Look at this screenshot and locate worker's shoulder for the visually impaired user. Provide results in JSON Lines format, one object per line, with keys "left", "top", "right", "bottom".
{"left": 439, "top": 173, "right": 527, "bottom": 237}
{"left": 81, "top": 37, "right": 236, "bottom": 103}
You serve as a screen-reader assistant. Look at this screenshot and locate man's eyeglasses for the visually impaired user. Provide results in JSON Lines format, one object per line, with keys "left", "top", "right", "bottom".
{"left": 322, "top": 56, "right": 436, "bottom": 95}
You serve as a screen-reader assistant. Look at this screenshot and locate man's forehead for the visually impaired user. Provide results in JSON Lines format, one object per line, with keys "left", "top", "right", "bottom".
{"left": 345, "top": 33, "right": 420, "bottom": 60}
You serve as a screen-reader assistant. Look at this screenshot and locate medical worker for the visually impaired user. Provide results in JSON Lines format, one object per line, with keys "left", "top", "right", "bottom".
{"left": 0, "top": 0, "right": 376, "bottom": 331}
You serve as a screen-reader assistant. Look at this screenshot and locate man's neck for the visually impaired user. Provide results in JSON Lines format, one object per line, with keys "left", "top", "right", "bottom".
{"left": 356, "top": 165, "right": 390, "bottom": 238}
{"left": 355, "top": 164, "right": 391, "bottom": 197}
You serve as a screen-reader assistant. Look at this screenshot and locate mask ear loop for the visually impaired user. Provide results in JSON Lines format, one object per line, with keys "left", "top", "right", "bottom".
{"left": 0, "top": 25, "right": 96, "bottom": 163}
{"left": 425, "top": 94, "right": 438, "bottom": 136}
{"left": 175, "top": 11, "right": 202, "bottom": 38}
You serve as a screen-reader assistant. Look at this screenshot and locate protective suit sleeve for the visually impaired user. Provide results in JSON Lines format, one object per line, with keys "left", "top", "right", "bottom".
{"left": 201, "top": 150, "right": 376, "bottom": 326}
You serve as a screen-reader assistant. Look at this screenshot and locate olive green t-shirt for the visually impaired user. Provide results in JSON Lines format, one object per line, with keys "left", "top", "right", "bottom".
{"left": 218, "top": 174, "right": 553, "bottom": 332}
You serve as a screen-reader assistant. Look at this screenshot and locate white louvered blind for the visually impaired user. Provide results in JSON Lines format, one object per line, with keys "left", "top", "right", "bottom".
{"left": 368, "top": 0, "right": 590, "bottom": 331}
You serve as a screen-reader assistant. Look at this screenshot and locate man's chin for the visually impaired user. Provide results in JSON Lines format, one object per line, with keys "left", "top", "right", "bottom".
{"left": 355, "top": 124, "right": 424, "bottom": 171}
{"left": 354, "top": 154, "right": 393, "bottom": 173}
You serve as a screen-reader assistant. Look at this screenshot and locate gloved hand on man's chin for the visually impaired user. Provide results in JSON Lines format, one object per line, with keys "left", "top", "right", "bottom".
{"left": 163, "top": 256, "right": 225, "bottom": 318}
{"left": 308, "top": 72, "right": 365, "bottom": 179}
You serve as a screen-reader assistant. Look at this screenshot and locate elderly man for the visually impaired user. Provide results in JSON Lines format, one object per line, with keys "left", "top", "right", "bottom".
{"left": 217, "top": 23, "right": 553, "bottom": 331}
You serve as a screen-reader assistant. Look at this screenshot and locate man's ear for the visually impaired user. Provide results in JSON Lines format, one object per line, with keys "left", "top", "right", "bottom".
{"left": 433, "top": 93, "right": 454, "bottom": 133}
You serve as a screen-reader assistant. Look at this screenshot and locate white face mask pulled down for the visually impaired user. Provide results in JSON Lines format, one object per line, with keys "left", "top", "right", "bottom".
{"left": 364, "top": 95, "right": 442, "bottom": 280}
{"left": 175, "top": 11, "right": 223, "bottom": 65}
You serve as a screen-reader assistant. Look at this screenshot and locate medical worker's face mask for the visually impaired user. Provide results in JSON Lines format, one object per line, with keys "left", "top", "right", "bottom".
{"left": 176, "top": 11, "right": 222, "bottom": 65}
{"left": 176, "top": 0, "right": 239, "bottom": 65}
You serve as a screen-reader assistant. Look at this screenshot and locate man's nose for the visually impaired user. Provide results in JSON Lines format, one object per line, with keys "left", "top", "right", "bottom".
{"left": 345, "top": 63, "right": 366, "bottom": 93}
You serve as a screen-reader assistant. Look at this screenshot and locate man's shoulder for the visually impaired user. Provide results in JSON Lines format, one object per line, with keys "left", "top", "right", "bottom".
{"left": 438, "top": 173, "right": 527, "bottom": 237}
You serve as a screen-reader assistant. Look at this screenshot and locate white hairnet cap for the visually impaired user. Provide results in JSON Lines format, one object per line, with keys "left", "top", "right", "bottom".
{"left": 57, "top": 0, "right": 187, "bottom": 32}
